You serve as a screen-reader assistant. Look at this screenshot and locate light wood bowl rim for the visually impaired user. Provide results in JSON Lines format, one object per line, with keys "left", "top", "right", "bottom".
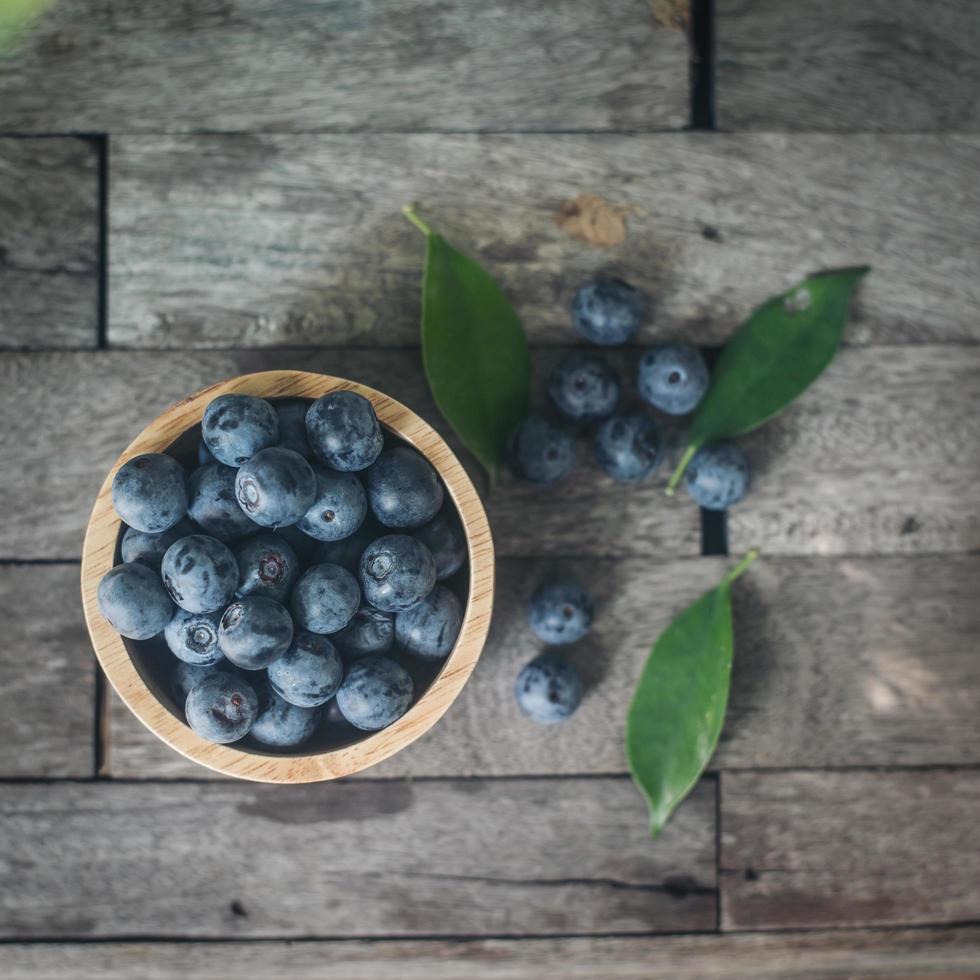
{"left": 80, "top": 370, "right": 494, "bottom": 783}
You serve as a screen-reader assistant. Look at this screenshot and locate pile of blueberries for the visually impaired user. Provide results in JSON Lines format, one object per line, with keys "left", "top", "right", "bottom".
{"left": 97, "top": 390, "right": 468, "bottom": 749}
{"left": 508, "top": 276, "right": 751, "bottom": 510}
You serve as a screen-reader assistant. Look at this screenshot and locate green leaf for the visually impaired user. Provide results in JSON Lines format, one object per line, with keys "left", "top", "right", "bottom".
{"left": 405, "top": 207, "right": 531, "bottom": 482}
{"left": 0, "top": 0, "right": 51, "bottom": 55}
{"left": 626, "top": 550, "right": 757, "bottom": 837}
{"left": 666, "top": 267, "right": 869, "bottom": 493}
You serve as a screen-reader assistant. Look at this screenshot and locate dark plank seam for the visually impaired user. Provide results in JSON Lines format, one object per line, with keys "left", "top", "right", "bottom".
{"left": 690, "top": 0, "right": 715, "bottom": 129}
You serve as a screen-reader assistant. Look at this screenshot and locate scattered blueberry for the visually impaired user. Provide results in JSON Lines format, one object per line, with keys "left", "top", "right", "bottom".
{"left": 185, "top": 672, "right": 258, "bottom": 744}
{"left": 172, "top": 660, "right": 222, "bottom": 704}
{"left": 414, "top": 509, "right": 466, "bottom": 581}
{"left": 306, "top": 390, "right": 383, "bottom": 472}
{"left": 197, "top": 440, "right": 215, "bottom": 466}
{"left": 684, "top": 442, "right": 751, "bottom": 510}
{"left": 637, "top": 344, "right": 710, "bottom": 415}
{"left": 528, "top": 579, "right": 594, "bottom": 646}
{"left": 120, "top": 517, "right": 196, "bottom": 573}
{"left": 111, "top": 453, "right": 188, "bottom": 533}
{"left": 290, "top": 563, "right": 361, "bottom": 634}
{"left": 164, "top": 608, "right": 224, "bottom": 666}
{"left": 594, "top": 411, "right": 661, "bottom": 483}
{"left": 202, "top": 393, "right": 279, "bottom": 467}
{"left": 218, "top": 595, "right": 294, "bottom": 670}
{"left": 332, "top": 606, "right": 395, "bottom": 660}
{"left": 314, "top": 521, "right": 376, "bottom": 571}
{"left": 395, "top": 585, "right": 463, "bottom": 661}
{"left": 359, "top": 534, "right": 436, "bottom": 612}
{"left": 366, "top": 447, "right": 443, "bottom": 528}
{"left": 548, "top": 351, "right": 620, "bottom": 422}
{"left": 274, "top": 399, "right": 313, "bottom": 459}
{"left": 267, "top": 630, "right": 344, "bottom": 707}
{"left": 250, "top": 678, "right": 321, "bottom": 748}
{"left": 161, "top": 534, "right": 238, "bottom": 614}
{"left": 235, "top": 447, "right": 316, "bottom": 528}
{"left": 572, "top": 276, "right": 646, "bottom": 346}
{"left": 336, "top": 655, "right": 414, "bottom": 731}
{"left": 515, "top": 652, "right": 582, "bottom": 724}
{"left": 508, "top": 416, "right": 575, "bottom": 485}
{"left": 297, "top": 464, "right": 367, "bottom": 542}
{"left": 233, "top": 532, "right": 300, "bottom": 604}
{"left": 97, "top": 562, "right": 174, "bottom": 640}
{"left": 188, "top": 461, "right": 257, "bottom": 543}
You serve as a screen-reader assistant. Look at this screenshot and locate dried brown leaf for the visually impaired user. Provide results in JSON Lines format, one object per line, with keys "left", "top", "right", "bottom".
{"left": 650, "top": 0, "right": 690, "bottom": 32}
{"left": 554, "top": 194, "right": 632, "bottom": 249}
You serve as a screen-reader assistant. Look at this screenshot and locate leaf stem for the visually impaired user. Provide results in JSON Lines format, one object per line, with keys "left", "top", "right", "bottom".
{"left": 402, "top": 204, "right": 432, "bottom": 237}
{"left": 722, "top": 549, "right": 759, "bottom": 588}
{"left": 665, "top": 444, "right": 698, "bottom": 496}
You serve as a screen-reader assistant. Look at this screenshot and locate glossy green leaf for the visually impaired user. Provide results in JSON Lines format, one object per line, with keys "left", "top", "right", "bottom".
{"left": 405, "top": 207, "right": 531, "bottom": 482}
{"left": 626, "top": 551, "right": 757, "bottom": 837}
{"left": 666, "top": 267, "right": 869, "bottom": 492}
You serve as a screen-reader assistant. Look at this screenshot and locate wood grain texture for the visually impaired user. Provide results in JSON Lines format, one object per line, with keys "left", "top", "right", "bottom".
{"left": 108, "top": 134, "right": 980, "bottom": 347}
{"left": 0, "top": 0, "right": 688, "bottom": 134}
{"left": 721, "top": 770, "right": 980, "bottom": 930}
{"left": 728, "top": 345, "right": 980, "bottom": 556}
{"left": 6, "top": 927, "right": 980, "bottom": 979}
{"left": 0, "top": 138, "right": 99, "bottom": 349}
{"left": 0, "top": 778, "right": 716, "bottom": 938}
{"left": 0, "top": 350, "right": 700, "bottom": 561}
{"left": 0, "top": 563, "right": 94, "bottom": 777}
{"left": 717, "top": 0, "right": 980, "bottom": 132}
{"left": 106, "top": 554, "right": 980, "bottom": 778}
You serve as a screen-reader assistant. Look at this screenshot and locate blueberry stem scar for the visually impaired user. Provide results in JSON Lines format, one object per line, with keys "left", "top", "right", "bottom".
{"left": 665, "top": 443, "right": 699, "bottom": 496}
{"left": 722, "top": 549, "right": 759, "bottom": 589}
{"left": 402, "top": 204, "right": 432, "bottom": 237}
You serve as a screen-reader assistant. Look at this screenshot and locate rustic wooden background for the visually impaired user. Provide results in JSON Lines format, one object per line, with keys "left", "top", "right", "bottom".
{"left": 2, "top": 2, "right": 979, "bottom": 977}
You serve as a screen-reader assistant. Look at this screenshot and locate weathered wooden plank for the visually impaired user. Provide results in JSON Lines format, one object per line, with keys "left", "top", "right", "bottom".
{"left": 717, "top": 0, "right": 980, "bottom": 132}
{"left": 0, "top": 563, "right": 94, "bottom": 777}
{"left": 7, "top": 927, "right": 980, "bottom": 979}
{"left": 728, "top": 345, "right": 980, "bottom": 556}
{"left": 0, "top": 779, "right": 715, "bottom": 938}
{"left": 0, "top": 138, "right": 99, "bottom": 349}
{"left": 108, "top": 134, "right": 980, "bottom": 348}
{"left": 721, "top": 770, "right": 980, "bottom": 930}
{"left": 106, "top": 554, "right": 980, "bottom": 779}
{"left": 0, "top": 0, "right": 688, "bottom": 134}
{"left": 0, "top": 349, "right": 699, "bottom": 561}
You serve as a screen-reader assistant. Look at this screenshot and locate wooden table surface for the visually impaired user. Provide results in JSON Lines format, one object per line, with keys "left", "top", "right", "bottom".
{"left": 2, "top": 2, "right": 979, "bottom": 977}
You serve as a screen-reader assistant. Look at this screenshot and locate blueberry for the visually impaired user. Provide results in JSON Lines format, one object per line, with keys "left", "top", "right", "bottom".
{"left": 97, "top": 562, "right": 174, "bottom": 640}
{"left": 120, "top": 517, "right": 196, "bottom": 573}
{"left": 684, "top": 442, "right": 750, "bottom": 510}
{"left": 306, "top": 390, "right": 383, "bottom": 472}
{"left": 185, "top": 672, "right": 258, "bottom": 744}
{"left": 297, "top": 464, "right": 367, "bottom": 542}
{"left": 336, "top": 655, "right": 413, "bottom": 731}
{"left": 111, "top": 453, "right": 188, "bottom": 534}
{"left": 572, "top": 277, "right": 646, "bottom": 346}
{"left": 274, "top": 398, "right": 313, "bottom": 459}
{"left": 515, "top": 652, "right": 582, "bottom": 724}
{"left": 172, "top": 660, "right": 222, "bottom": 704}
{"left": 508, "top": 416, "right": 575, "bottom": 485}
{"left": 164, "top": 608, "right": 224, "bottom": 666}
{"left": 202, "top": 394, "right": 278, "bottom": 467}
{"left": 218, "top": 596, "right": 294, "bottom": 670}
{"left": 233, "top": 532, "right": 300, "bottom": 604}
{"left": 332, "top": 606, "right": 395, "bottom": 660}
{"left": 637, "top": 344, "right": 710, "bottom": 415}
{"left": 548, "top": 351, "right": 620, "bottom": 422}
{"left": 267, "top": 630, "right": 344, "bottom": 707}
{"left": 395, "top": 585, "right": 463, "bottom": 661}
{"left": 290, "top": 563, "right": 361, "bottom": 634}
{"left": 359, "top": 534, "right": 436, "bottom": 612}
{"left": 197, "top": 440, "right": 215, "bottom": 466}
{"left": 235, "top": 447, "right": 316, "bottom": 528}
{"left": 161, "top": 534, "right": 238, "bottom": 614}
{"left": 594, "top": 411, "right": 661, "bottom": 483}
{"left": 414, "top": 509, "right": 466, "bottom": 581}
{"left": 188, "top": 462, "right": 257, "bottom": 543}
{"left": 366, "top": 447, "right": 443, "bottom": 529}
{"left": 250, "top": 678, "right": 321, "bottom": 748}
{"left": 528, "top": 579, "right": 593, "bottom": 646}
{"left": 314, "top": 521, "right": 376, "bottom": 571}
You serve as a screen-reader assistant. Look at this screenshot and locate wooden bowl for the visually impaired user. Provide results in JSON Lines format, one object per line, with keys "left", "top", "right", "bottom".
{"left": 80, "top": 371, "right": 494, "bottom": 783}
